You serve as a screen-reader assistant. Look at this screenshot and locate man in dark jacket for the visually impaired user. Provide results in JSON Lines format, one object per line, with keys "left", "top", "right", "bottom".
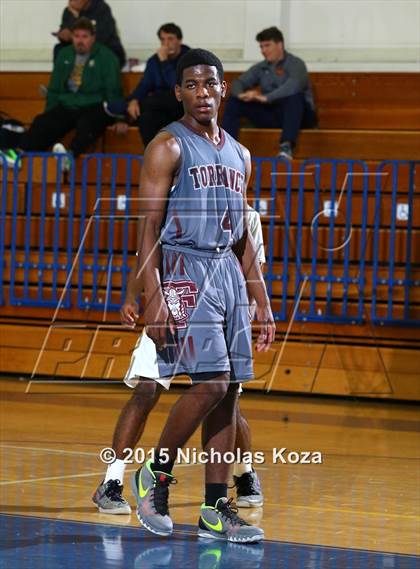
{"left": 20, "top": 18, "right": 122, "bottom": 161}
{"left": 54, "top": 0, "right": 126, "bottom": 68}
{"left": 106, "top": 23, "right": 190, "bottom": 147}
{"left": 222, "top": 27, "right": 317, "bottom": 160}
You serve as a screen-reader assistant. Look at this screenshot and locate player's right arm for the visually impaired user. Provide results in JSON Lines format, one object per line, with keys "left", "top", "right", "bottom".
{"left": 137, "top": 131, "right": 181, "bottom": 350}
{"left": 120, "top": 216, "right": 145, "bottom": 327}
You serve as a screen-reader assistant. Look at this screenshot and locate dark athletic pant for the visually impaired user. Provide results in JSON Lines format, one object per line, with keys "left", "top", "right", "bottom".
{"left": 21, "top": 103, "right": 113, "bottom": 157}
{"left": 221, "top": 92, "right": 317, "bottom": 146}
{"left": 137, "top": 91, "right": 184, "bottom": 147}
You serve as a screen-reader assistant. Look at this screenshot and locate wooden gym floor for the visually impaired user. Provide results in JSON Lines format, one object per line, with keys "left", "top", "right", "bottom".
{"left": 0, "top": 376, "right": 418, "bottom": 568}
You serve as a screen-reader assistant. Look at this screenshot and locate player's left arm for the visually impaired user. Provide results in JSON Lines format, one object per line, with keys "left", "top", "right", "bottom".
{"left": 233, "top": 146, "right": 275, "bottom": 352}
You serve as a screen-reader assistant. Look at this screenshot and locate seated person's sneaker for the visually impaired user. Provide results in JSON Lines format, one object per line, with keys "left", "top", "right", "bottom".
{"left": 0, "top": 149, "right": 21, "bottom": 169}
{"left": 278, "top": 141, "right": 293, "bottom": 161}
{"left": 52, "top": 142, "right": 72, "bottom": 172}
{"left": 131, "top": 459, "right": 176, "bottom": 536}
{"left": 233, "top": 469, "right": 264, "bottom": 508}
{"left": 198, "top": 497, "right": 264, "bottom": 543}
{"left": 92, "top": 479, "right": 132, "bottom": 514}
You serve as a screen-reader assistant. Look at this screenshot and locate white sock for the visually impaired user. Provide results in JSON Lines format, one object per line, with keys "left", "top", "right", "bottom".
{"left": 104, "top": 459, "right": 126, "bottom": 484}
{"left": 233, "top": 462, "right": 253, "bottom": 477}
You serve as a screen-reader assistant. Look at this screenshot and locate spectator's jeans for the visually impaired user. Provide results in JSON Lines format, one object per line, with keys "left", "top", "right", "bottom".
{"left": 20, "top": 104, "right": 113, "bottom": 157}
{"left": 137, "top": 91, "right": 184, "bottom": 147}
{"left": 221, "top": 93, "right": 317, "bottom": 146}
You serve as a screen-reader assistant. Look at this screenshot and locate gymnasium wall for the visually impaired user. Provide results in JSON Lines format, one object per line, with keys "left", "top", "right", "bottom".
{"left": 1, "top": 0, "right": 419, "bottom": 70}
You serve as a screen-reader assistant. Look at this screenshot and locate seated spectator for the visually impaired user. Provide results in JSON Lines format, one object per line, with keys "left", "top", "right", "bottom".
{"left": 54, "top": 0, "right": 126, "bottom": 68}
{"left": 0, "top": 115, "right": 26, "bottom": 166}
{"left": 106, "top": 23, "right": 189, "bottom": 147}
{"left": 222, "top": 26, "right": 317, "bottom": 160}
{"left": 13, "top": 18, "right": 122, "bottom": 167}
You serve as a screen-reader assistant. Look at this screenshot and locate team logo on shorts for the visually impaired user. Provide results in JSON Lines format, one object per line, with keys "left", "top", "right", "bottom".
{"left": 163, "top": 280, "right": 198, "bottom": 329}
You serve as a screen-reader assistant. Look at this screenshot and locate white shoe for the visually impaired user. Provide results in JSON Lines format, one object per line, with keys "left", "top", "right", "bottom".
{"left": 52, "top": 143, "right": 71, "bottom": 172}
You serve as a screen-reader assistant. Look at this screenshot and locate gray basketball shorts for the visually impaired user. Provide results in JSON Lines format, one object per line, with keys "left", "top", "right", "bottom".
{"left": 125, "top": 244, "right": 253, "bottom": 387}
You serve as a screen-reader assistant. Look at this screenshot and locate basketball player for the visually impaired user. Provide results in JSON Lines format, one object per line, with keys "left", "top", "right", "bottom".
{"left": 99, "top": 49, "right": 275, "bottom": 542}
{"left": 92, "top": 204, "right": 265, "bottom": 516}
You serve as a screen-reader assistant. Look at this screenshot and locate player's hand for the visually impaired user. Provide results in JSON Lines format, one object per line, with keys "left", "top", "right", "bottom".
{"left": 120, "top": 300, "right": 139, "bottom": 328}
{"left": 253, "top": 93, "right": 268, "bottom": 103}
{"left": 57, "top": 28, "right": 72, "bottom": 42}
{"left": 255, "top": 302, "right": 275, "bottom": 352}
{"left": 127, "top": 99, "right": 140, "bottom": 120}
{"left": 157, "top": 45, "right": 169, "bottom": 61}
{"left": 238, "top": 90, "right": 260, "bottom": 102}
{"left": 143, "top": 295, "right": 176, "bottom": 351}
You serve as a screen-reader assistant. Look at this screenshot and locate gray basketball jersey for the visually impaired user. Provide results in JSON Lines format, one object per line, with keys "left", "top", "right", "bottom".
{"left": 161, "top": 120, "right": 246, "bottom": 250}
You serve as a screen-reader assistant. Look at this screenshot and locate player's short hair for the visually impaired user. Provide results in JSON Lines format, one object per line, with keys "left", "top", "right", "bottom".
{"left": 158, "top": 22, "right": 183, "bottom": 39}
{"left": 256, "top": 26, "right": 284, "bottom": 43}
{"left": 72, "top": 17, "right": 95, "bottom": 34}
{"left": 176, "top": 49, "right": 224, "bottom": 85}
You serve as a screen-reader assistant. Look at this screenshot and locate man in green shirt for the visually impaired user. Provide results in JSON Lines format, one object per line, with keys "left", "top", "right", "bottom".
{"left": 20, "top": 17, "right": 122, "bottom": 161}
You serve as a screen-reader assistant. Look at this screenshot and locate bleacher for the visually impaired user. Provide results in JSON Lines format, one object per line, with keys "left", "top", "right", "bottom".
{"left": 1, "top": 71, "right": 419, "bottom": 400}
{"left": 2, "top": 71, "right": 420, "bottom": 156}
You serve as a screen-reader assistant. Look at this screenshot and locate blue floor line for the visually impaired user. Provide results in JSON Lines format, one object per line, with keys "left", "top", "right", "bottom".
{"left": 0, "top": 513, "right": 418, "bottom": 569}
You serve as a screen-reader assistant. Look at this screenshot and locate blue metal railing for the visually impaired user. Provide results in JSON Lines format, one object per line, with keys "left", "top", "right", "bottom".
{"left": 0, "top": 155, "right": 8, "bottom": 305}
{"left": 371, "top": 160, "right": 419, "bottom": 325}
{"left": 77, "top": 154, "right": 142, "bottom": 312}
{"left": 8, "top": 153, "right": 74, "bottom": 308}
{"left": 291, "top": 159, "right": 371, "bottom": 324}
{"left": 1, "top": 152, "right": 418, "bottom": 325}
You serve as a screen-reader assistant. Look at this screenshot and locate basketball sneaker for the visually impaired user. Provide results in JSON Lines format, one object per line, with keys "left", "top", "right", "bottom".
{"left": 233, "top": 469, "right": 264, "bottom": 508}
{"left": 131, "top": 459, "right": 176, "bottom": 536}
{"left": 92, "top": 479, "right": 132, "bottom": 514}
{"left": 198, "top": 497, "right": 264, "bottom": 543}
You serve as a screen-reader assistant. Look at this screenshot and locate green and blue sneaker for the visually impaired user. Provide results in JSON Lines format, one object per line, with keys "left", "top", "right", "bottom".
{"left": 131, "top": 459, "right": 176, "bottom": 536}
{"left": 0, "top": 149, "right": 21, "bottom": 169}
{"left": 198, "top": 497, "right": 264, "bottom": 543}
